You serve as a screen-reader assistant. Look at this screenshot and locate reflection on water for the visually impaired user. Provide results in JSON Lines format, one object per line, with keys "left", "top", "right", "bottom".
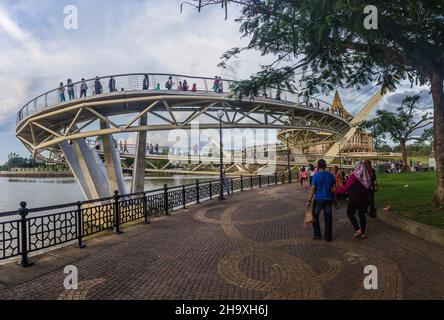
{"left": 0, "top": 175, "right": 214, "bottom": 212}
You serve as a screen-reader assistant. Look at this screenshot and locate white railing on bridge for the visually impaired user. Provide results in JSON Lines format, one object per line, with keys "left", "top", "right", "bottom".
{"left": 16, "top": 73, "right": 337, "bottom": 124}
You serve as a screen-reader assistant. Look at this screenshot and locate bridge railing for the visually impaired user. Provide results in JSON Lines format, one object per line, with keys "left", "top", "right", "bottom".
{"left": 16, "top": 73, "right": 334, "bottom": 125}
{"left": 0, "top": 172, "right": 293, "bottom": 267}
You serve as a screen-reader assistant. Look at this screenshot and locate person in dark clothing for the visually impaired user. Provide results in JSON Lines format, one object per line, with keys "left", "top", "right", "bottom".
{"left": 336, "top": 162, "right": 372, "bottom": 239}
{"left": 67, "top": 79, "right": 75, "bottom": 100}
{"left": 364, "top": 160, "right": 377, "bottom": 217}
{"left": 306, "top": 159, "right": 336, "bottom": 242}
{"left": 94, "top": 77, "right": 103, "bottom": 94}
{"left": 143, "top": 74, "right": 149, "bottom": 90}
{"left": 80, "top": 78, "right": 88, "bottom": 97}
{"left": 109, "top": 76, "right": 116, "bottom": 92}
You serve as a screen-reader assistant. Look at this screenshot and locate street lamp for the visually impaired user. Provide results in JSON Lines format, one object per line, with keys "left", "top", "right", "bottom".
{"left": 286, "top": 132, "right": 292, "bottom": 183}
{"left": 217, "top": 110, "right": 225, "bottom": 201}
{"left": 338, "top": 142, "right": 342, "bottom": 170}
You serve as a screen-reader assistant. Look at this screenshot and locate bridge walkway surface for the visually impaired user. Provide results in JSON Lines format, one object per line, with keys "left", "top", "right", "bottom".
{"left": 0, "top": 184, "right": 443, "bottom": 299}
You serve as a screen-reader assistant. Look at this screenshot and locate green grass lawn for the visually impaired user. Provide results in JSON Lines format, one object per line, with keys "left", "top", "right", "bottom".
{"left": 376, "top": 171, "right": 444, "bottom": 229}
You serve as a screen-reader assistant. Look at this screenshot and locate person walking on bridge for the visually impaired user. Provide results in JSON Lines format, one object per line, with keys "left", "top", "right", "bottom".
{"left": 109, "top": 76, "right": 116, "bottom": 92}
{"left": 143, "top": 74, "right": 150, "bottom": 90}
{"left": 306, "top": 159, "right": 336, "bottom": 242}
{"left": 94, "top": 76, "right": 103, "bottom": 94}
{"left": 58, "top": 82, "right": 66, "bottom": 102}
{"left": 67, "top": 79, "right": 75, "bottom": 100}
{"left": 80, "top": 78, "right": 88, "bottom": 97}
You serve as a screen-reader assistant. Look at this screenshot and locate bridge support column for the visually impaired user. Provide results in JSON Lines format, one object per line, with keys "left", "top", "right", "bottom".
{"left": 100, "top": 121, "right": 127, "bottom": 195}
{"left": 290, "top": 146, "right": 308, "bottom": 164}
{"left": 131, "top": 114, "right": 147, "bottom": 193}
{"left": 59, "top": 139, "right": 111, "bottom": 200}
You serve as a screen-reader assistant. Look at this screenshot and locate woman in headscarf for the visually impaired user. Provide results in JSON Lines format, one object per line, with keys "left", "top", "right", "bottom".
{"left": 336, "top": 162, "right": 373, "bottom": 238}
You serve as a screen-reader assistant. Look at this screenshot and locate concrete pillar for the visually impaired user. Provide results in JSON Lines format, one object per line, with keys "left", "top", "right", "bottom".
{"left": 131, "top": 114, "right": 147, "bottom": 193}
{"left": 100, "top": 121, "right": 127, "bottom": 195}
{"left": 59, "top": 139, "right": 111, "bottom": 200}
{"left": 290, "top": 146, "right": 308, "bottom": 164}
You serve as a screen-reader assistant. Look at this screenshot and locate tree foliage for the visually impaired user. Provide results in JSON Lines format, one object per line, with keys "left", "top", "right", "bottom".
{"left": 359, "top": 95, "right": 433, "bottom": 144}
{"left": 183, "top": 0, "right": 444, "bottom": 95}
{"left": 359, "top": 95, "right": 432, "bottom": 170}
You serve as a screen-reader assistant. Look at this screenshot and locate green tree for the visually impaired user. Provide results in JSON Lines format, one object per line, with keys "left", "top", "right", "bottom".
{"left": 360, "top": 95, "right": 432, "bottom": 171}
{"left": 183, "top": 0, "right": 444, "bottom": 204}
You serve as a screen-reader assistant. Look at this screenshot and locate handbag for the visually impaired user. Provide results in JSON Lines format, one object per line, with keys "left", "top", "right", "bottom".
{"left": 304, "top": 205, "right": 314, "bottom": 229}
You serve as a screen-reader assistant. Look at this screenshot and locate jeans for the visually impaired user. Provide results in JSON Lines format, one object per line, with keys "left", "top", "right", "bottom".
{"left": 223, "top": 180, "right": 231, "bottom": 194}
{"left": 347, "top": 204, "right": 367, "bottom": 233}
{"left": 68, "top": 90, "right": 74, "bottom": 100}
{"left": 312, "top": 200, "right": 333, "bottom": 241}
{"left": 59, "top": 93, "right": 65, "bottom": 102}
{"left": 80, "top": 89, "right": 87, "bottom": 97}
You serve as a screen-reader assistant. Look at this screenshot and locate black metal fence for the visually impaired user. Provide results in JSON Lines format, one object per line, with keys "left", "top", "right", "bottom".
{"left": 0, "top": 173, "right": 292, "bottom": 267}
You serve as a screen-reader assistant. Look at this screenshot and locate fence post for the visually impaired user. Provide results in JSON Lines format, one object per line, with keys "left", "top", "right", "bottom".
{"left": 240, "top": 175, "right": 244, "bottom": 192}
{"left": 259, "top": 175, "right": 262, "bottom": 188}
{"left": 267, "top": 175, "right": 270, "bottom": 186}
{"left": 164, "top": 184, "right": 170, "bottom": 216}
{"left": 196, "top": 180, "right": 200, "bottom": 204}
{"left": 182, "top": 185, "right": 186, "bottom": 209}
{"left": 250, "top": 175, "right": 253, "bottom": 190}
{"left": 77, "top": 201, "right": 86, "bottom": 248}
{"left": 209, "top": 181, "right": 213, "bottom": 199}
{"left": 113, "top": 190, "right": 123, "bottom": 234}
{"left": 143, "top": 192, "right": 150, "bottom": 224}
{"left": 19, "top": 202, "right": 32, "bottom": 267}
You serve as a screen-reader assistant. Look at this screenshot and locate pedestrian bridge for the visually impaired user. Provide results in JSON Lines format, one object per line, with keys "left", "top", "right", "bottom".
{"left": 15, "top": 73, "right": 352, "bottom": 200}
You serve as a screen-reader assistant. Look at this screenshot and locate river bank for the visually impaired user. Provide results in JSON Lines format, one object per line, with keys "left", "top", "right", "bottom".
{"left": 0, "top": 171, "right": 73, "bottom": 178}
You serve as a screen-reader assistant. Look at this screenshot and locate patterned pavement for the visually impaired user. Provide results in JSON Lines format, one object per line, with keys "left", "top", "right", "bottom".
{"left": 0, "top": 183, "right": 444, "bottom": 300}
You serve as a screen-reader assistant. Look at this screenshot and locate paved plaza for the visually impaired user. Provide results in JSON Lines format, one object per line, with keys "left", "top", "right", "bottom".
{"left": 0, "top": 184, "right": 444, "bottom": 300}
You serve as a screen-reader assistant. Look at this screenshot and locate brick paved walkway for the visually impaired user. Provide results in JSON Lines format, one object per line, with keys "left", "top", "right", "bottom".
{"left": 1, "top": 184, "right": 444, "bottom": 300}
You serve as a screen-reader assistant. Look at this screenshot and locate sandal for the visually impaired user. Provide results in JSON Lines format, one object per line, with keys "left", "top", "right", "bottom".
{"left": 354, "top": 230, "right": 363, "bottom": 238}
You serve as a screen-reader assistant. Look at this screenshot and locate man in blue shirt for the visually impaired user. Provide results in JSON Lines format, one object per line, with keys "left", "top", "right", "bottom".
{"left": 306, "top": 159, "right": 336, "bottom": 241}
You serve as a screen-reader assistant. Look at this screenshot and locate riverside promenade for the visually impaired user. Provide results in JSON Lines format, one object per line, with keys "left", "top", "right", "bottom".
{"left": 0, "top": 183, "right": 444, "bottom": 300}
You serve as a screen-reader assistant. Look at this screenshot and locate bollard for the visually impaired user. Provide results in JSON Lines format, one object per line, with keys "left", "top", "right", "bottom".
{"left": 230, "top": 178, "right": 234, "bottom": 194}
{"left": 182, "top": 185, "right": 187, "bottom": 209}
{"left": 19, "top": 202, "right": 33, "bottom": 267}
{"left": 275, "top": 172, "right": 278, "bottom": 185}
{"left": 240, "top": 175, "right": 244, "bottom": 192}
{"left": 77, "top": 201, "right": 86, "bottom": 248}
{"left": 164, "top": 184, "right": 170, "bottom": 215}
{"left": 209, "top": 181, "right": 213, "bottom": 199}
{"left": 143, "top": 192, "right": 150, "bottom": 224}
{"left": 196, "top": 180, "right": 200, "bottom": 204}
{"left": 267, "top": 175, "right": 270, "bottom": 186}
{"left": 250, "top": 175, "right": 253, "bottom": 190}
{"left": 113, "top": 190, "right": 123, "bottom": 234}
{"left": 259, "top": 175, "right": 262, "bottom": 188}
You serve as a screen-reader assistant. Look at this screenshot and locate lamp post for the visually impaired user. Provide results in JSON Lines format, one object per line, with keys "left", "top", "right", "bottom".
{"left": 286, "top": 132, "right": 292, "bottom": 183}
{"left": 338, "top": 142, "right": 342, "bottom": 170}
{"left": 217, "top": 110, "right": 225, "bottom": 201}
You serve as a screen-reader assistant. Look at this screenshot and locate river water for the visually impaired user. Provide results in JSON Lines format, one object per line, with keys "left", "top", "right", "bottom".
{"left": 0, "top": 175, "right": 215, "bottom": 212}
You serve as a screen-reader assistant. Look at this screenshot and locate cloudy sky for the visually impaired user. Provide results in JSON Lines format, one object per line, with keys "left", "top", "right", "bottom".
{"left": 0, "top": 0, "right": 433, "bottom": 163}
